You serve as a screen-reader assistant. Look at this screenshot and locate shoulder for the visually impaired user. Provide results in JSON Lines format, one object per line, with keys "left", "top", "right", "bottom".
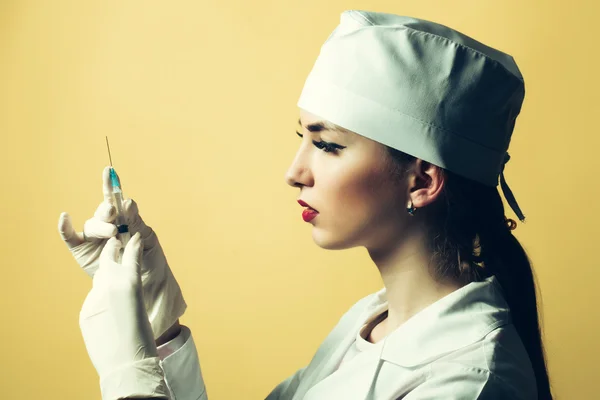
{"left": 427, "top": 324, "right": 537, "bottom": 399}
{"left": 407, "top": 362, "right": 531, "bottom": 400}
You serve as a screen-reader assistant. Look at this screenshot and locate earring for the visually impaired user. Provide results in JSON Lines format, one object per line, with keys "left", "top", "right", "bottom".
{"left": 407, "top": 200, "right": 417, "bottom": 216}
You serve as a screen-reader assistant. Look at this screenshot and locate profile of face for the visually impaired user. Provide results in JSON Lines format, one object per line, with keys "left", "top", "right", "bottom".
{"left": 285, "top": 109, "right": 410, "bottom": 251}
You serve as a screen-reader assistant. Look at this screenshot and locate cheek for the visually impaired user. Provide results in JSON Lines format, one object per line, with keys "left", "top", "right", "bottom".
{"left": 326, "top": 168, "right": 392, "bottom": 224}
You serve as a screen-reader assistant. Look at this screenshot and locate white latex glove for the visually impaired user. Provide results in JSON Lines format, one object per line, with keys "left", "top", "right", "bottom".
{"left": 58, "top": 166, "right": 187, "bottom": 339}
{"left": 80, "top": 233, "right": 170, "bottom": 400}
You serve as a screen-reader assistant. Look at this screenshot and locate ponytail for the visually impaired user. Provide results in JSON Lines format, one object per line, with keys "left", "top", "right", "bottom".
{"left": 474, "top": 186, "right": 553, "bottom": 400}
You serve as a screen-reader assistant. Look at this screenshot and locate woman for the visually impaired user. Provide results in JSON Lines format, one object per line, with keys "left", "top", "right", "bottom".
{"left": 58, "top": 10, "right": 553, "bottom": 400}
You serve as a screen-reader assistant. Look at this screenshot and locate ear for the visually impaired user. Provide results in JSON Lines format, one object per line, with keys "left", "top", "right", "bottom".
{"left": 408, "top": 159, "right": 445, "bottom": 208}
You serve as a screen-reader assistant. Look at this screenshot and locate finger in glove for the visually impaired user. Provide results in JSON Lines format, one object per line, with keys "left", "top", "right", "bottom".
{"left": 83, "top": 217, "right": 118, "bottom": 241}
{"left": 58, "top": 212, "right": 84, "bottom": 249}
{"left": 93, "top": 200, "right": 116, "bottom": 223}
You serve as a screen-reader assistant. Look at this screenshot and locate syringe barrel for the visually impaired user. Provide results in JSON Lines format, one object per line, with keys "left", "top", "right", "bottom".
{"left": 112, "top": 190, "right": 125, "bottom": 215}
{"left": 109, "top": 169, "right": 131, "bottom": 259}
{"left": 112, "top": 190, "right": 129, "bottom": 227}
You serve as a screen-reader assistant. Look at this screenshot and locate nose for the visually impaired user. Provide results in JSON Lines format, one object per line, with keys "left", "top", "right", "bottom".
{"left": 285, "top": 148, "right": 313, "bottom": 188}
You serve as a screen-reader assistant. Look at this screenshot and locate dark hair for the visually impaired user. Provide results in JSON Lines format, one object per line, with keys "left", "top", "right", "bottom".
{"left": 384, "top": 147, "right": 553, "bottom": 400}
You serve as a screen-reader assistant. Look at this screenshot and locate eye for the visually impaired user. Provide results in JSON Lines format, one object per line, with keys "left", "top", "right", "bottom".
{"left": 296, "top": 131, "right": 345, "bottom": 154}
{"left": 315, "top": 141, "right": 339, "bottom": 153}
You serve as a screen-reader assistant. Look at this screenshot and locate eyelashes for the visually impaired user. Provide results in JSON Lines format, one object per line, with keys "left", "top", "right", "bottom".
{"left": 295, "top": 131, "right": 346, "bottom": 154}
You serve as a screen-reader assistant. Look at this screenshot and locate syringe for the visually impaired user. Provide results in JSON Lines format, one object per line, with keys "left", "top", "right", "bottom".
{"left": 106, "top": 136, "right": 131, "bottom": 261}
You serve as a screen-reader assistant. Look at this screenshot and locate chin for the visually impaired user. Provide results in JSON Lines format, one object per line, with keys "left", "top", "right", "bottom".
{"left": 311, "top": 228, "right": 358, "bottom": 250}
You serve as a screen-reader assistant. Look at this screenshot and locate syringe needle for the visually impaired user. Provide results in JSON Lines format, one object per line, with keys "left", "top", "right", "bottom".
{"left": 104, "top": 136, "right": 130, "bottom": 260}
{"left": 105, "top": 136, "right": 113, "bottom": 167}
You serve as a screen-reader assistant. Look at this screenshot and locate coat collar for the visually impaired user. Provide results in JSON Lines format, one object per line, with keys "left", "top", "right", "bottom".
{"left": 377, "top": 275, "right": 511, "bottom": 367}
{"left": 291, "top": 275, "right": 511, "bottom": 400}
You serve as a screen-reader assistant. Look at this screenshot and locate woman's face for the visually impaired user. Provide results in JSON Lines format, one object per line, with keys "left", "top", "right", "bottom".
{"left": 285, "top": 109, "right": 408, "bottom": 250}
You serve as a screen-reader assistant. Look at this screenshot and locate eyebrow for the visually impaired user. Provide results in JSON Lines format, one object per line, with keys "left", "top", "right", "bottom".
{"left": 298, "top": 118, "right": 340, "bottom": 133}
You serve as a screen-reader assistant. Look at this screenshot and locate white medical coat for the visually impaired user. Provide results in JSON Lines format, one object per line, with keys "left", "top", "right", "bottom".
{"left": 158, "top": 275, "right": 537, "bottom": 399}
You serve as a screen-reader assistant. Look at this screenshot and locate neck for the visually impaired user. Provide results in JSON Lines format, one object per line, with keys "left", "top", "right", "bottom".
{"left": 367, "top": 231, "right": 465, "bottom": 334}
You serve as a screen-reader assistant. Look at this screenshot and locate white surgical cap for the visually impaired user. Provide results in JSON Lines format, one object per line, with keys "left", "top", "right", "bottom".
{"left": 298, "top": 10, "right": 526, "bottom": 222}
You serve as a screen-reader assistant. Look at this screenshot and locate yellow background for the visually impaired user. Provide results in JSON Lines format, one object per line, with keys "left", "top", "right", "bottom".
{"left": 1, "top": 0, "right": 597, "bottom": 398}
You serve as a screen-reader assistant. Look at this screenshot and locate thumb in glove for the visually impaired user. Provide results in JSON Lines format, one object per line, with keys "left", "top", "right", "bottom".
{"left": 80, "top": 233, "right": 169, "bottom": 399}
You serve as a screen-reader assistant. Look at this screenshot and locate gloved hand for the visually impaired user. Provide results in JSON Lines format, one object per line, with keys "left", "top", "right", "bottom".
{"left": 80, "top": 233, "right": 170, "bottom": 400}
{"left": 58, "top": 166, "right": 187, "bottom": 339}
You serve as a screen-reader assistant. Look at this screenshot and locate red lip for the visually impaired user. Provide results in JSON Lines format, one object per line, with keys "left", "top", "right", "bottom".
{"left": 298, "top": 199, "right": 319, "bottom": 222}
{"left": 297, "top": 199, "right": 318, "bottom": 212}
{"left": 302, "top": 208, "right": 319, "bottom": 222}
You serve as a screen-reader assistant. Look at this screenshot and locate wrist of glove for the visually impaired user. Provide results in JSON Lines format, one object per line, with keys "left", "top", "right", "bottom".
{"left": 100, "top": 358, "right": 168, "bottom": 400}
{"left": 79, "top": 234, "right": 171, "bottom": 400}
{"left": 59, "top": 166, "right": 186, "bottom": 340}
